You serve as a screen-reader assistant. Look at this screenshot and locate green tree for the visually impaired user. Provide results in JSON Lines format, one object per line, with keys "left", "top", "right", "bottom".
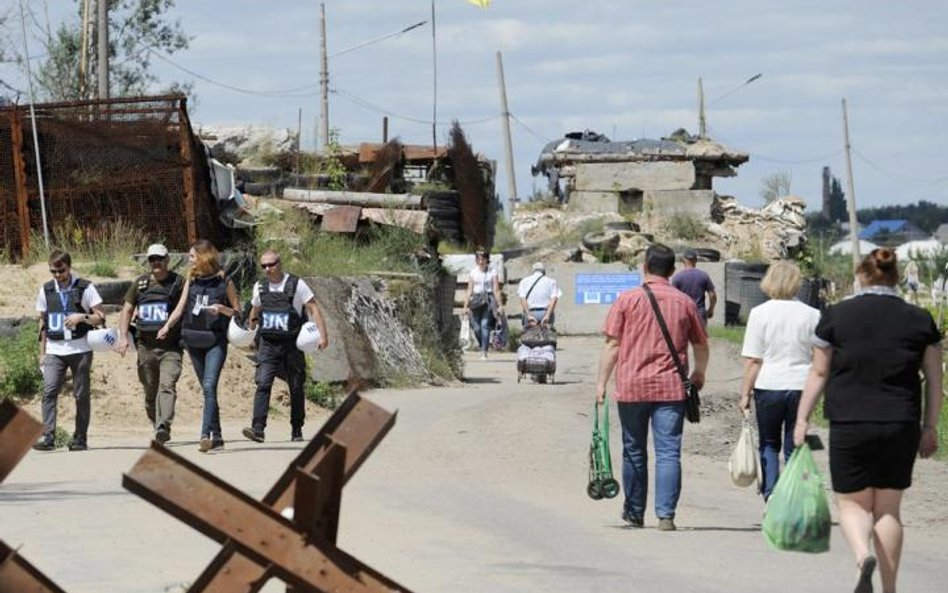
{"left": 28, "top": 0, "right": 190, "bottom": 100}
{"left": 827, "top": 176, "right": 847, "bottom": 222}
{"left": 759, "top": 170, "right": 792, "bottom": 204}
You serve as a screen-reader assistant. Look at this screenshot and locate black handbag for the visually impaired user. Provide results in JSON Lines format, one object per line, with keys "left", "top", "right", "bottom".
{"left": 469, "top": 276, "right": 490, "bottom": 311}
{"left": 642, "top": 284, "right": 701, "bottom": 423}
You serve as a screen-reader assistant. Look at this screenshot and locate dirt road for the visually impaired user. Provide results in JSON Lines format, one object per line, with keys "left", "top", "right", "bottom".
{"left": 2, "top": 336, "right": 946, "bottom": 592}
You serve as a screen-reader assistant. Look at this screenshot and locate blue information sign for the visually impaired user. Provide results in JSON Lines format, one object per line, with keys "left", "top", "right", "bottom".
{"left": 574, "top": 272, "right": 641, "bottom": 305}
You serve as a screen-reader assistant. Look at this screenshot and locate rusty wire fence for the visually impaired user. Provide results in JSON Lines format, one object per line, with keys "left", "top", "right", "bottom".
{"left": 0, "top": 94, "right": 217, "bottom": 260}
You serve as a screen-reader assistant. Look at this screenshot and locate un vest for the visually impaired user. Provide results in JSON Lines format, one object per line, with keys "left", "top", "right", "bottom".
{"left": 183, "top": 275, "right": 229, "bottom": 333}
{"left": 43, "top": 278, "right": 92, "bottom": 341}
{"left": 134, "top": 272, "right": 182, "bottom": 333}
{"left": 258, "top": 275, "right": 302, "bottom": 341}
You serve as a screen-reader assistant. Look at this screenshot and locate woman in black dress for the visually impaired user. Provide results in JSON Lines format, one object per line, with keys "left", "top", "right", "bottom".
{"left": 794, "top": 248, "right": 942, "bottom": 593}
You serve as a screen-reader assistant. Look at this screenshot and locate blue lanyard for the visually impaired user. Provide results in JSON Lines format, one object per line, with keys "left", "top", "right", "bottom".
{"left": 56, "top": 276, "right": 78, "bottom": 313}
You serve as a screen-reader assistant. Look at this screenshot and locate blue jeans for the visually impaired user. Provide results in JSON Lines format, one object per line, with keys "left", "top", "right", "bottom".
{"left": 470, "top": 306, "right": 493, "bottom": 353}
{"left": 753, "top": 389, "right": 801, "bottom": 499}
{"left": 616, "top": 401, "right": 685, "bottom": 520}
{"left": 522, "top": 308, "right": 555, "bottom": 328}
{"left": 187, "top": 339, "right": 228, "bottom": 440}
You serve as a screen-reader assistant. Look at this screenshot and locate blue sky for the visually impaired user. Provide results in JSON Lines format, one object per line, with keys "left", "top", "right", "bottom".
{"left": 5, "top": 0, "right": 948, "bottom": 211}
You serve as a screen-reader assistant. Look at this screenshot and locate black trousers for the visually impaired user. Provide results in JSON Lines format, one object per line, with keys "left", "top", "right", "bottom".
{"left": 251, "top": 338, "right": 306, "bottom": 433}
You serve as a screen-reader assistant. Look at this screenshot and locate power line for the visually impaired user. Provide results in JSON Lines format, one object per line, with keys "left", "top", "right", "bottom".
{"left": 509, "top": 113, "right": 553, "bottom": 144}
{"left": 146, "top": 48, "right": 319, "bottom": 97}
{"left": 852, "top": 147, "right": 948, "bottom": 186}
{"left": 331, "top": 85, "right": 498, "bottom": 127}
{"left": 751, "top": 150, "right": 844, "bottom": 165}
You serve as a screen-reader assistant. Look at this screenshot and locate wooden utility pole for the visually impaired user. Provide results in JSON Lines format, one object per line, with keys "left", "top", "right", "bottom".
{"left": 496, "top": 51, "right": 517, "bottom": 212}
{"left": 318, "top": 3, "right": 329, "bottom": 151}
{"left": 842, "top": 98, "right": 860, "bottom": 273}
{"left": 96, "top": 0, "right": 108, "bottom": 98}
{"left": 79, "top": 0, "right": 91, "bottom": 98}
{"left": 698, "top": 77, "right": 706, "bottom": 138}
{"left": 430, "top": 0, "right": 438, "bottom": 151}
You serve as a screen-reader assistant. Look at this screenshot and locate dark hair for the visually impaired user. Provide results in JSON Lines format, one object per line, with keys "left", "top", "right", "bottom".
{"left": 856, "top": 248, "right": 899, "bottom": 287}
{"left": 644, "top": 244, "right": 676, "bottom": 277}
{"left": 48, "top": 249, "right": 71, "bottom": 268}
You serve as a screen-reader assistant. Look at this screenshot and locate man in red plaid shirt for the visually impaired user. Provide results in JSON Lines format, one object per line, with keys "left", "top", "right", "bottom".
{"left": 596, "top": 244, "right": 709, "bottom": 531}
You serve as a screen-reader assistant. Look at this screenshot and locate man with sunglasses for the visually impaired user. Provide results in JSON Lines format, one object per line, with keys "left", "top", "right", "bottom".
{"left": 242, "top": 250, "right": 328, "bottom": 443}
{"left": 33, "top": 249, "right": 105, "bottom": 451}
{"left": 117, "top": 243, "right": 184, "bottom": 444}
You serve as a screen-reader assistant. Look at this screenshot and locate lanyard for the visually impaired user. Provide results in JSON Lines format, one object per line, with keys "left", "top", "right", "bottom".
{"left": 56, "top": 276, "right": 78, "bottom": 313}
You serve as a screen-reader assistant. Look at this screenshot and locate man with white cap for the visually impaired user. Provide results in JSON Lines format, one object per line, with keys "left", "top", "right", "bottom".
{"left": 517, "top": 261, "right": 562, "bottom": 328}
{"left": 242, "top": 249, "right": 328, "bottom": 443}
{"left": 117, "top": 243, "right": 185, "bottom": 444}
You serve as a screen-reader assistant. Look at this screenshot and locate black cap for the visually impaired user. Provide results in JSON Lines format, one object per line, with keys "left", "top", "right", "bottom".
{"left": 682, "top": 249, "right": 697, "bottom": 261}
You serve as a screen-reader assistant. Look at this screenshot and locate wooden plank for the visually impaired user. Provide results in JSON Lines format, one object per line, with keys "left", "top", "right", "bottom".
{"left": 320, "top": 206, "right": 362, "bottom": 233}
{"left": 282, "top": 189, "right": 422, "bottom": 210}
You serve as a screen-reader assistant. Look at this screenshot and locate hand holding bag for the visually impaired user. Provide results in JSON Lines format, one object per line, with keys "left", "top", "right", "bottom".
{"left": 642, "top": 284, "right": 701, "bottom": 423}
{"left": 729, "top": 413, "right": 760, "bottom": 488}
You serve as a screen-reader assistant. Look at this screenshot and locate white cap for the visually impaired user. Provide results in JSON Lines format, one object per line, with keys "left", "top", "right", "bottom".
{"left": 532, "top": 262, "right": 545, "bottom": 272}
{"left": 87, "top": 328, "right": 120, "bottom": 352}
{"left": 146, "top": 244, "right": 169, "bottom": 258}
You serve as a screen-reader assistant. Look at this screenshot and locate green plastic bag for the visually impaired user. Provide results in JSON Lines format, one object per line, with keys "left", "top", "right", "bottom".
{"left": 762, "top": 444, "right": 831, "bottom": 553}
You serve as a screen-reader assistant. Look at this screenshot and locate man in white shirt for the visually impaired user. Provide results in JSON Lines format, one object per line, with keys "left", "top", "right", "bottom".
{"left": 33, "top": 250, "right": 106, "bottom": 451}
{"left": 518, "top": 262, "right": 562, "bottom": 327}
{"left": 242, "top": 249, "right": 328, "bottom": 444}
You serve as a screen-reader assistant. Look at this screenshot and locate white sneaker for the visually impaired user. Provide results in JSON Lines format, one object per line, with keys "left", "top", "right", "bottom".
{"left": 479, "top": 353, "right": 488, "bottom": 360}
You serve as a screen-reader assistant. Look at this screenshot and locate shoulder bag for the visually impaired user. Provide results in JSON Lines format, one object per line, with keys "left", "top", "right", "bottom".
{"left": 469, "top": 274, "right": 490, "bottom": 311}
{"left": 642, "top": 284, "right": 701, "bottom": 423}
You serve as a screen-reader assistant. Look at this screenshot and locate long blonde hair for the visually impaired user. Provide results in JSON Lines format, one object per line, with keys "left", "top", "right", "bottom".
{"left": 189, "top": 239, "right": 222, "bottom": 279}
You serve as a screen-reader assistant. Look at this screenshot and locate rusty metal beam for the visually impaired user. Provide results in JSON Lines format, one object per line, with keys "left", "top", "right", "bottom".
{"left": 176, "top": 100, "right": 197, "bottom": 246}
{"left": 0, "top": 540, "right": 68, "bottom": 593}
{"left": 0, "top": 94, "right": 185, "bottom": 113}
{"left": 123, "top": 443, "right": 412, "bottom": 593}
{"left": 188, "top": 392, "right": 397, "bottom": 593}
{"left": 8, "top": 107, "right": 31, "bottom": 257}
{"left": 0, "top": 401, "right": 43, "bottom": 484}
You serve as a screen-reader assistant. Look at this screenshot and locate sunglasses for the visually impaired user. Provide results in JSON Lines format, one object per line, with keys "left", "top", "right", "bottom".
{"left": 261, "top": 261, "right": 280, "bottom": 269}
{"left": 49, "top": 267, "right": 68, "bottom": 275}
{"left": 147, "top": 256, "right": 166, "bottom": 263}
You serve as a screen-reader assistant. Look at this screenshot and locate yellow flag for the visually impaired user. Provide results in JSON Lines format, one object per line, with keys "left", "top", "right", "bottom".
{"left": 466, "top": 0, "right": 491, "bottom": 7}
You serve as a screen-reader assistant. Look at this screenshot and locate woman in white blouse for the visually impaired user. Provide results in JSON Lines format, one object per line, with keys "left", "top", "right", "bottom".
{"left": 464, "top": 249, "right": 504, "bottom": 359}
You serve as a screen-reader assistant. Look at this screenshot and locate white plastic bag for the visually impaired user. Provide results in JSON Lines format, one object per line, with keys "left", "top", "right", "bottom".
{"left": 459, "top": 314, "right": 474, "bottom": 351}
{"left": 729, "top": 416, "right": 760, "bottom": 488}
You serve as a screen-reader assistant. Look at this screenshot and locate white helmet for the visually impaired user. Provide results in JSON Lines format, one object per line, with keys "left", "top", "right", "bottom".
{"left": 295, "top": 322, "right": 322, "bottom": 353}
{"left": 227, "top": 317, "right": 257, "bottom": 348}
{"left": 87, "top": 327, "right": 120, "bottom": 352}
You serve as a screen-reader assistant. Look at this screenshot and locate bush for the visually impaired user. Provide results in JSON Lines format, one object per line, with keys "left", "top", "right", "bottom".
{"left": 304, "top": 380, "right": 344, "bottom": 411}
{"left": 663, "top": 212, "right": 705, "bottom": 241}
{"left": 0, "top": 321, "right": 43, "bottom": 400}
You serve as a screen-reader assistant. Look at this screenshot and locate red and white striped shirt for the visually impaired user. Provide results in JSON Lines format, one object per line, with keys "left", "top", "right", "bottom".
{"left": 603, "top": 277, "right": 708, "bottom": 403}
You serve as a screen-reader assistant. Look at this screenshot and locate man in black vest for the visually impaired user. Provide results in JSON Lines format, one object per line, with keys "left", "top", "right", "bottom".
{"left": 33, "top": 250, "right": 106, "bottom": 451}
{"left": 117, "top": 243, "right": 184, "bottom": 444}
{"left": 242, "top": 250, "right": 328, "bottom": 443}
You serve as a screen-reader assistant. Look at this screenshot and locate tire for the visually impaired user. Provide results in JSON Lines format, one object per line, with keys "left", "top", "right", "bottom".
{"left": 694, "top": 248, "right": 721, "bottom": 262}
{"left": 602, "top": 478, "right": 620, "bottom": 499}
{"left": 581, "top": 231, "right": 621, "bottom": 253}
{"left": 96, "top": 281, "right": 132, "bottom": 306}
{"left": 423, "top": 190, "right": 460, "bottom": 209}
{"left": 587, "top": 481, "right": 603, "bottom": 500}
